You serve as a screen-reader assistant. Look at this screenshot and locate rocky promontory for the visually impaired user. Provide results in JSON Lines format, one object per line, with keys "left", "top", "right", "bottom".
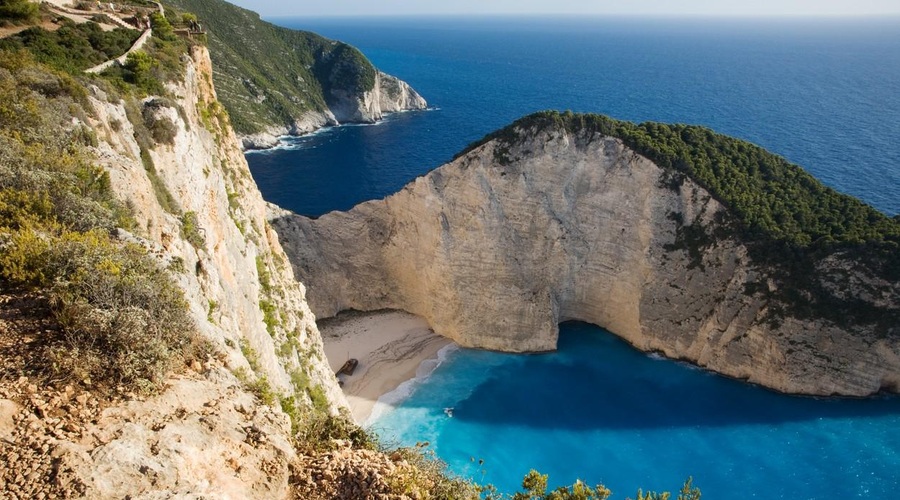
{"left": 272, "top": 112, "right": 900, "bottom": 398}
{"left": 168, "top": 0, "right": 427, "bottom": 150}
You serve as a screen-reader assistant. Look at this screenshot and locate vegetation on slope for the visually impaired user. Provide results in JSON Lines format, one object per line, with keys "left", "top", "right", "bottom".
{"left": 0, "top": 50, "right": 205, "bottom": 392}
{"left": 460, "top": 111, "right": 900, "bottom": 249}
{"left": 0, "top": 0, "right": 40, "bottom": 25}
{"left": 167, "top": 0, "right": 378, "bottom": 134}
{"left": 0, "top": 20, "right": 140, "bottom": 73}
{"left": 294, "top": 414, "right": 701, "bottom": 499}
{"left": 0, "top": 2, "right": 203, "bottom": 95}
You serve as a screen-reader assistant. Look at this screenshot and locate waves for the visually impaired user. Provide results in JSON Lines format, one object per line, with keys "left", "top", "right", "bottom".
{"left": 244, "top": 108, "right": 439, "bottom": 155}
{"left": 365, "top": 343, "right": 460, "bottom": 427}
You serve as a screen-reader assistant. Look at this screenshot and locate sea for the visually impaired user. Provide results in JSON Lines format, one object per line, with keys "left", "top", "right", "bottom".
{"left": 246, "top": 16, "right": 900, "bottom": 498}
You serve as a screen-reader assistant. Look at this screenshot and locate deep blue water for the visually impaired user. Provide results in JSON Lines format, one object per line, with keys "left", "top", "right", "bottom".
{"left": 245, "top": 16, "right": 900, "bottom": 498}
{"left": 370, "top": 323, "right": 900, "bottom": 498}
{"left": 248, "top": 16, "right": 900, "bottom": 217}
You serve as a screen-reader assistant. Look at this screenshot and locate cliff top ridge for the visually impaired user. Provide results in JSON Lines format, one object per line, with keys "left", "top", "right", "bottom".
{"left": 459, "top": 110, "right": 900, "bottom": 253}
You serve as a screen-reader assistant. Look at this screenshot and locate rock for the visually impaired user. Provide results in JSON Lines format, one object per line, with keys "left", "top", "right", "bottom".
{"left": 0, "top": 400, "right": 20, "bottom": 442}
{"left": 273, "top": 126, "right": 900, "bottom": 398}
{"left": 0, "top": 44, "right": 348, "bottom": 499}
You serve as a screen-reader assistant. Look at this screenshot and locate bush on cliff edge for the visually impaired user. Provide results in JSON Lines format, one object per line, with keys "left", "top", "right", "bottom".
{"left": 0, "top": 50, "right": 203, "bottom": 392}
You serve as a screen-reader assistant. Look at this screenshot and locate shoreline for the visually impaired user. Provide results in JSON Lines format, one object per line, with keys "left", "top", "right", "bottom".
{"left": 320, "top": 310, "right": 451, "bottom": 424}
{"left": 241, "top": 107, "right": 439, "bottom": 153}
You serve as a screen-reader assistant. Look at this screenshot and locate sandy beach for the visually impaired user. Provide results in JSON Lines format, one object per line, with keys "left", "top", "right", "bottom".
{"left": 320, "top": 310, "right": 451, "bottom": 424}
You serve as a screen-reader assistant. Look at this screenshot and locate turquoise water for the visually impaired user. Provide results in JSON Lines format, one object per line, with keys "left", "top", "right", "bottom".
{"left": 244, "top": 16, "right": 900, "bottom": 498}
{"left": 369, "top": 323, "right": 900, "bottom": 498}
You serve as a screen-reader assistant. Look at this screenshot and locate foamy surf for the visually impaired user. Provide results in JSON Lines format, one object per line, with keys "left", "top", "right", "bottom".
{"left": 365, "top": 343, "right": 460, "bottom": 427}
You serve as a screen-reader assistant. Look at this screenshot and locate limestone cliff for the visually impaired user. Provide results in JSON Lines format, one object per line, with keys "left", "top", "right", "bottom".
{"left": 241, "top": 71, "right": 427, "bottom": 150}
{"left": 4, "top": 46, "right": 347, "bottom": 497}
{"left": 272, "top": 118, "right": 900, "bottom": 398}
{"left": 327, "top": 70, "right": 428, "bottom": 125}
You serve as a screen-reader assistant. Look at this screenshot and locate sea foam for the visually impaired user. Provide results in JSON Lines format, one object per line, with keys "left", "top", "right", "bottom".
{"left": 365, "top": 343, "right": 460, "bottom": 427}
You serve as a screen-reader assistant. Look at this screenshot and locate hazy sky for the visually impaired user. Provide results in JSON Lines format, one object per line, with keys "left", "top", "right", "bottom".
{"left": 228, "top": 0, "right": 900, "bottom": 18}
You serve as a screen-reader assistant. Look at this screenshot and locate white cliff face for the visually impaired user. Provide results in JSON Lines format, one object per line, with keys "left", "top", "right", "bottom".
{"left": 373, "top": 71, "right": 429, "bottom": 114}
{"left": 244, "top": 71, "right": 427, "bottom": 149}
{"left": 272, "top": 127, "right": 900, "bottom": 398}
{"left": 47, "top": 46, "right": 346, "bottom": 497}
{"left": 330, "top": 71, "right": 428, "bottom": 124}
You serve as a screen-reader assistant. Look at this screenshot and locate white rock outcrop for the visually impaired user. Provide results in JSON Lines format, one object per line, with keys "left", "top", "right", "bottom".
{"left": 240, "top": 110, "right": 339, "bottom": 150}
{"left": 240, "top": 71, "right": 427, "bottom": 150}
{"left": 273, "top": 126, "right": 900, "bottom": 398}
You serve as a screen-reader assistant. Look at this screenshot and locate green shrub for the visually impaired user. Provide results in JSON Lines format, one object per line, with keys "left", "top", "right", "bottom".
{"left": 277, "top": 334, "right": 300, "bottom": 358}
{"left": 246, "top": 375, "right": 276, "bottom": 406}
{"left": 0, "top": 189, "right": 54, "bottom": 231}
{"left": 0, "top": 227, "right": 202, "bottom": 391}
{"left": 290, "top": 368, "right": 310, "bottom": 392}
{"left": 122, "top": 97, "right": 181, "bottom": 214}
{"left": 259, "top": 299, "right": 279, "bottom": 336}
{"left": 180, "top": 211, "right": 205, "bottom": 249}
{"left": 386, "top": 444, "right": 480, "bottom": 499}
{"left": 294, "top": 413, "right": 377, "bottom": 454}
{"left": 149, "top": 11, "right": 176, "bottom": 41}
{"left": 510, "top": 470, "right": 610, "bottom": 500}
{"left": 307, "top": 384, "right": 329, "bottom": 413}
{"left": 123, "top": 50, "right": 156, "bottom": 90}
{"left": 255, "top": 254, "right": 272, "bottom": 292}
{"left": 143, "top": 109, "right": 178, "bottom": 145}
{"left": 280, "top": 395, "right": 301, "bottom": 433}
{"left": 0, "top": 22, "right": 140, "bottom": 73}
{"left": 0, "top": 224, "right": 52, "bottom": 285}
{"left": 0, "top": 0, "right": 40, "bottom": 24}
{"left": 47, "top": 230, "right": 198, "bottom": 388}
{"left": 239, "top": 337, "right": 260, "bottom": 372}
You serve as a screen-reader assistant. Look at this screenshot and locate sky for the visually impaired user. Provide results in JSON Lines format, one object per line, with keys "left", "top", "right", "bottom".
{"left": 228, "top": 0, "right": 900, "bottom": 18}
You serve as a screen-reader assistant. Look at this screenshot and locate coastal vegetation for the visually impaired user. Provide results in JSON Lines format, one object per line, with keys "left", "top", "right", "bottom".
{"left": 460, "top": 110, "right": 900, "bottom": 249}
{"left": 0, "top": 20, "right": 140, "bottom": 73}
{"left": 0, "top": 0, "right": 39, "bottom": 25}
{"left": 295, "top": 414, "right": 700, "bottom": 499}
{"left": 167, "top": 0, "right": 379, "bottom": 135}
{"left": 0, "top": 50, "right": 204, "bottom": 392}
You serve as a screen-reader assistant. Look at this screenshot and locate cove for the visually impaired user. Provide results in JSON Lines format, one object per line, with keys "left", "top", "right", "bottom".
{"left": 369, "top": 322, "right": 900, "bottom": 498}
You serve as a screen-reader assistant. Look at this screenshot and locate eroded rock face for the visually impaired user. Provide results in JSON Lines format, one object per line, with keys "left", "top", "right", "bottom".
{"left": 240, "top": 71, "right": 427, "bottom": 150}
{"left": 272, "top": 127, "right": 900, "bottom": 397}
{"left": 5, "top": 46, "right": 349, "bottom": 497}
{"left": 329, "top": 70, "right": 428, "bottom": 124}
{"left": 90, "top": 46, "right": 343, "bottom": 405}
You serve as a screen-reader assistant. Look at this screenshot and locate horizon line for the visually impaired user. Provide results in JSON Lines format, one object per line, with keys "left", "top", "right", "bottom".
{"left": 262, "top": 12, "right": 900, "bottom": 20}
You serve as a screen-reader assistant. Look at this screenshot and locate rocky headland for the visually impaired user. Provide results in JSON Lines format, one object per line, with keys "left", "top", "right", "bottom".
{"left": 168, "top": 0, "right": 427, "bottom": 151}
{"left": 272, "top": 112, "right": 900, "bottom": 398}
